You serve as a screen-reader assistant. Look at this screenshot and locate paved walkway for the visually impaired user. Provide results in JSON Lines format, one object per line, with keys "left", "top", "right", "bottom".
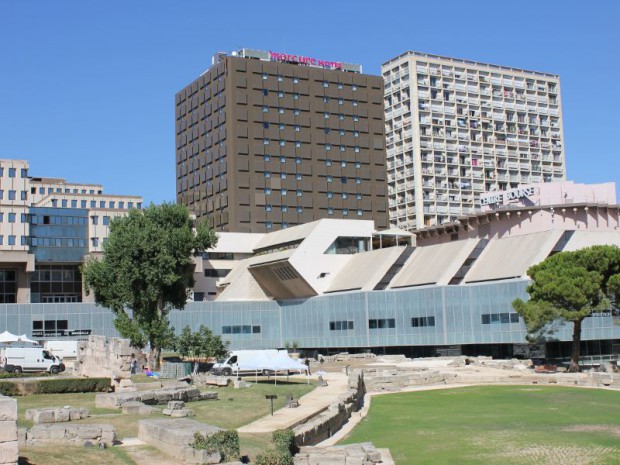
{"left": 237, "top": 371, "right": 350, "bottom": 433}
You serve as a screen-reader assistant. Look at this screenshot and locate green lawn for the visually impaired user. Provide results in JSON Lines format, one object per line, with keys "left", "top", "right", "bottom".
{"left": 14, "top": 378, "right": 315, "bottom": 464}
{"left": 340, "top": 386, "right": 620, "bottom": 465}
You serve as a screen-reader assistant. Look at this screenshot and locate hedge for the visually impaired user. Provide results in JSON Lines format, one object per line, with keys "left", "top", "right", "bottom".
{"left": 192, "top": 430, "right": 240, "bottom": 462}
{"left": 0, "top": 372, "right": 51, "bottom": 380}
{"left": 255, "top": 429, "right": 297, "bottom": 465}
{"left": 34, "top": 377, "right": 111, "bottom": 394}
{"left": 0, "top": 381, "right": 19, "bottom": 396}
{"left": 0, "top": 377, "right": 111, "bottom": 396}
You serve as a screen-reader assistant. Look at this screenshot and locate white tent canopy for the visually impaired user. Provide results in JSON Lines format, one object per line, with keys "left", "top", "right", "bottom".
{"left": 235, "top": 352, "right": 308, "bottom": 373}
{"left": 0, "top": 331, "right": 38, "bottom": 345}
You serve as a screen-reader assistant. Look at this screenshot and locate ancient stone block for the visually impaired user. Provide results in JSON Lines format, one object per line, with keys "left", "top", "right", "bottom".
{"left": 0, "top": 440, "right": 18, "bottom": 464}
{"left": 0, "top": 397, "right": 17, "bottom": 422}
{"left": 167, "top": 400, "right": 185, "bottom": 410}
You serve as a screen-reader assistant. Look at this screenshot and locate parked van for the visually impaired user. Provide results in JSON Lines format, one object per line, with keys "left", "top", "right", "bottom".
{"left": 44, "top": 340, "right": 78, "bottom": 359}
{"left": 210, "top": 349, "right": 305, "bottom": 376}
{"left": 1, "top": 347, "right": 65, "bottom": 374}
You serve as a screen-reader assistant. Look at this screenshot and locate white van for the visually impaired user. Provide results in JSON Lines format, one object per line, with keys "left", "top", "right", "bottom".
{"left": 44, "top": 340, "right": 78, "bottom": 359}
{"left": 210, "top": 349, "right": 305, "bottom": 376}
{"left": 1, "top": 347, "right": 65, "bottom": 374}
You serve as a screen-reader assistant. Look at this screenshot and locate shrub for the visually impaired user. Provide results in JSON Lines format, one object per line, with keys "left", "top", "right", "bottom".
{"left": 255, "top": 429, "right": 297, "bottom": 465}
{"left": 192, "top": 430, "right": 240, "bottom": 462}
{"left": 0, "top": 381, "right": 19, "bottom": 396}
{"left": 254, "top": 447, "right": 294, "bottom": 465}
{"left": 0, "top": 372, "right": 51, "bottom": 379}
{"left": 272, "top": 429, "right": 298, "bottom": 455}
{"left": 34, "top": 377, "right": 111, "bottom": 394}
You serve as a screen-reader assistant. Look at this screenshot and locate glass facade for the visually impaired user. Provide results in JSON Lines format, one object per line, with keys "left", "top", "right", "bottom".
{"left": 29, "top": 207, "right": 88, "bottom": 263}
{"left": 0, "top": 279, "right": 618, "bottom": 355}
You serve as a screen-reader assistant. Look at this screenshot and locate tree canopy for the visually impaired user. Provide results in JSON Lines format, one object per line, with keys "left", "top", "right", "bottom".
{"left": 174, "top": 325, "right": 229, "bottom": 361}
{"left": 82, "top": 203, "right": 218, "bottom": 369}
{"left": 513, "top": 245, "right": 620, "bottom": 372}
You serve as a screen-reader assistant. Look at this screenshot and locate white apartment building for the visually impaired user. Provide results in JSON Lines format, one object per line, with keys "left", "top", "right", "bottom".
{"left": 382, "top": 51, "right": 566, "bottom": 230}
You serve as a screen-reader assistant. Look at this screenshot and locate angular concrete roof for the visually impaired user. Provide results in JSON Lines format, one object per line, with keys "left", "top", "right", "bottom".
{"left": 390, "top": 239, "right": 479, "bottom": 288}
{"left": 464, "top": 230, "right": 564, "bottom": 283}
{"left": 562, "top": 231, "right": 620, "bottom": 251}
{"left": 325, "top": 246, "right": 407, "bottom": 293}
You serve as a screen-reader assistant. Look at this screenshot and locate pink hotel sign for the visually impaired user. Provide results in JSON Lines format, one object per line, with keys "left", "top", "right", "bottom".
{"left": 269, "top": 51, "right": 343, "bottom": 69}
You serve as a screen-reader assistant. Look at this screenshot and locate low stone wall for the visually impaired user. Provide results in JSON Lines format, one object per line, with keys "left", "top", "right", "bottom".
{"left": 95, "top": 385, "right": 217, "bottom": 409}
{"left": 75, "top": 335, "right": 146, "bottom": 392}
{"left": 363, "top": 367, "right": 447, "bottom": 392}
{"left": 21, "top": 424, "right": 116, "bottom": 447}
{"left": 294, "top": 442, "right": 384, "bottom": 465}
{"left": 138, "top": 418, "right": 222, "bottom": 464}
{"left": 293, "top": 370, "right": 365, "bottom": 446}
{"left": 318, "top": 352, "right": 377, "bottom": 364}
{"left": 25, "top": 406, "right": 89, "bottom": 424}
{"left": 0, "top": 395, "right": 18, "bottom": 465}
{"left": 192, "top": 374, "right": 231, "bottom": 388}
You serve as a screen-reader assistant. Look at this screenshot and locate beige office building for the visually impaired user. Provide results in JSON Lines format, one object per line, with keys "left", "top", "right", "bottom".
{"left": 382, "top": 51, "right": 566, "bottom": 230}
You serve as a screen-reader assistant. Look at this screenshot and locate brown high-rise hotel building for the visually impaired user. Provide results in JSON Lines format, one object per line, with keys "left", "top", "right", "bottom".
{"left": 175, "top": 49, "right": 388, "bottom": 233}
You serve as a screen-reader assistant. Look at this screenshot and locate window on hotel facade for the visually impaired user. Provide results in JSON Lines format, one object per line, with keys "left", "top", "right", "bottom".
{"left": 9, "top": 168, "right": 16, "bottom": 178}
{"left": 262, "top": 106, "right": 268, "bottom": 112}
{"left": 323, "top": 81, "right": 328, "bottom": 87}
{"left": 32, "top": 319, "right": 69, "bottom": 336}
{"left": 481, "top": 313, "right": 520, "bottom": 324}
{"left": 222, "top": 325, "right": 261, "bottom": 335}
{"left": 411, "top": 316, "right": 436, "bottom": 327}
{"left": 329, "top": 320, "right": 354, "bottom": 331}
{"left": 293, "top": 77, "right": 299, "bottom": 83}
{"left": 369, "top": 318, "right": 395, "bottom": 329}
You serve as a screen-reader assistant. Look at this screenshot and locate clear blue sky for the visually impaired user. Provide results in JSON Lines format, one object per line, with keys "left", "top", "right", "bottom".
{"left": 1, "top": 0, "right": 618, "bottom": 204}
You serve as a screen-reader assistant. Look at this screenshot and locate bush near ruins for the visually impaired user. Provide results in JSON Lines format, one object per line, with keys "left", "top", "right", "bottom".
{"left": 255, "top": 429, "right": 297, "bottom": 465}
{"left": 0, "top": 377, "right": 111, "bottom": 396}
{"left": 192, "top": 430, "right": 240, "bottom": 462}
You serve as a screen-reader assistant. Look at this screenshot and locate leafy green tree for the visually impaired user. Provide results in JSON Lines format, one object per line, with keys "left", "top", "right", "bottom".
{"left": 194, "top": 324, "right": 229, "bottom": 360}
{"left": 82, "top": 203, "right": 217, "bottom": 369}
{"left": 175, "top": 325, "right": 198, "bottom": 359}
{"left": 513, "top": 245, "right": 620, "bottom": 372}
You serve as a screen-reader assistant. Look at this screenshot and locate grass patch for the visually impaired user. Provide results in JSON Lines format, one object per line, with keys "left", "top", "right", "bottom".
{"left": 341, "top": 386, "right": 620, "bottom": 465}
{"left": 14, "top": 378, "right": 315, "bottom": 438}
{"left": 19, "top": 445, "right": 137, "bottom": 465}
